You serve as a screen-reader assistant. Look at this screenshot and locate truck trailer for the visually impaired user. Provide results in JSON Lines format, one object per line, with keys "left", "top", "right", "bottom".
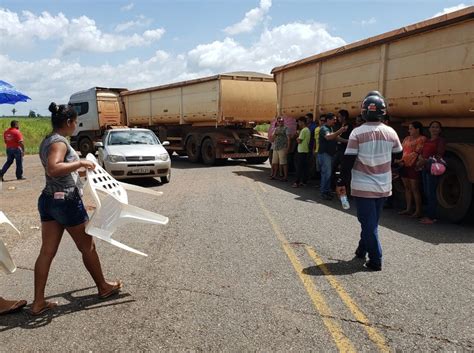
{"left": 70, "top": 71, "right": 276, "bottom": 165}
{"left": 271, "top": 7, "right": 474, "bottom": 222}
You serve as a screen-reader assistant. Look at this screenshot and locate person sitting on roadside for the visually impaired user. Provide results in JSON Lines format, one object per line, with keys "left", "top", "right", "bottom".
{"left": 318, "top": 113, "right": 347, "bottom": 199}
{"left": 269, "top": 117, "right": 290, "bottom": 181}
{"left": 30, "top": 103, "right": 122, "bottom": 316}
{"left": 395, "top": 121, "right": 427, "bottom": 218}
{"left": 416, "top": 121, "right": 446, "bottom": 224}
{"left": 292, "top": 117, "right": 311, "bottom": 188}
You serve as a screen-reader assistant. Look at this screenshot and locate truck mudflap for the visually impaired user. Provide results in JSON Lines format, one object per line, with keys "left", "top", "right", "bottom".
{"left": 221, "top": 151, "right": 269, "bottom": 159}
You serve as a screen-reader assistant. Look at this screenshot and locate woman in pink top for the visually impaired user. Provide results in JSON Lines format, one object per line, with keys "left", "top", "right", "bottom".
{"left": 416, "top": 121, "right": 446, "bottom": 224}
{"left": 395, "top": 121, "right": 427, "bottom": 218}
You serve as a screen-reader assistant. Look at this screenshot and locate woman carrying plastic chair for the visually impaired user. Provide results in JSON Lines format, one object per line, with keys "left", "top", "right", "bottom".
{"left": 31, "top": 103, "right": 122, "bottom": 316}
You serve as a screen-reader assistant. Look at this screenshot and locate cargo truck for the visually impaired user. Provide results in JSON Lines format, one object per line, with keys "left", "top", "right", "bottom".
{"left": 69, "top": 71, "right": 276, "bottom": 165}
{"left": 271, "top": 7, "right": 474, "bottom": 222}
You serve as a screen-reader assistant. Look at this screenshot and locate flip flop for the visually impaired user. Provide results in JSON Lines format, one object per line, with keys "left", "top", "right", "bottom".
{"left": 29, "top": 301, "right": 58, "bottom": 316}
{"left": 0, "top": 300, "right": 27, "bottom": 315}
{"left": 98, "top": 280, "right": 123, "bottom": 299}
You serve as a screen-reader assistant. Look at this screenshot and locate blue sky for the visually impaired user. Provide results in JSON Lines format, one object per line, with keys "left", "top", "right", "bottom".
{"left": 0, "top": 0, "right": 472, "bottom": 116}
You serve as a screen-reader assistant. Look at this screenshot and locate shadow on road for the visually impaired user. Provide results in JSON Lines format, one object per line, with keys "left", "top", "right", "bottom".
{"left": 169, "top": 155, "right": 256, "bottom": 169}
{"left": 302, "top": 258, "right": 369, "bottom": 277}
{"left": 0, "top": 287, "right": 134, "bottom": 332}
{"left": 233, "top": 164, "right": 474, "bottom": 245}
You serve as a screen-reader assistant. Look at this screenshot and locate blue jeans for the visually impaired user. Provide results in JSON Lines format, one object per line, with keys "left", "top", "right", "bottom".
{"left": 355, "top": 197, "right": 386, "bottom": 266}
{"left": 0, "top": 147, "right": 23, "bottom": 179}
{"left": 422, "top": 170, "right": 439, "bottom": 219}
{"left": 318, "top": 152, "right": 333, "bottom": 194}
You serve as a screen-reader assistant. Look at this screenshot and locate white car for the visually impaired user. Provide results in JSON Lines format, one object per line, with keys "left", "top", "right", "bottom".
{"left": 96, "top": 128, "right": 171, "bottom": 182}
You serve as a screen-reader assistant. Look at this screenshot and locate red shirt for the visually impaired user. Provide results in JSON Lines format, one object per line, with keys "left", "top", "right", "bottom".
{"left": 3, "top": 127, "right": 23, "bottom": 149}
{"left": 421, "top": 137, "right": 446, "bottom": 159}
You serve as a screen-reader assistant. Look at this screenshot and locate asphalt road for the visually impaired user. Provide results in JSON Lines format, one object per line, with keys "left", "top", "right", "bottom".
{"left": 1, "top": 155, "right": 473, "bottom": 351}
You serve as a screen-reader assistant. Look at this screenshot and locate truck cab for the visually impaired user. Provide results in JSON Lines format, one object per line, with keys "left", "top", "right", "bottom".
{"left": 69, "top": 87, "right": 126, "bottom": 156}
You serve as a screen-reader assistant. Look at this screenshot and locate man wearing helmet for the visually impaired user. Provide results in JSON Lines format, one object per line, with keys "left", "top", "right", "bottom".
{"left": 337, "top": 92, "right": 402, "bottom": 271}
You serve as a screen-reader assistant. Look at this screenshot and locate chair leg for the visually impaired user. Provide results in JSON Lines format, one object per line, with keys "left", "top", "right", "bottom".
{"left": 120, "top": 204, "right": 169, "bottom": 226}
{"left": 0, "top": 240, "right": 16, "bottom": 274}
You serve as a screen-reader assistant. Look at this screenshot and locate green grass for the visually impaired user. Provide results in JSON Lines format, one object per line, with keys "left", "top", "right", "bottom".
{"left": 0, "top": 117, "right": 52, "bottom": 156}
{"left": 255, "top": 123, "right": 270, "bottom": 133}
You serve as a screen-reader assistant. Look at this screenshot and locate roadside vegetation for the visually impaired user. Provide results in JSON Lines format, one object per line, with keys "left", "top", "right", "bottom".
{"left": 0, "top": 117, "right": 51, "bottom": 155}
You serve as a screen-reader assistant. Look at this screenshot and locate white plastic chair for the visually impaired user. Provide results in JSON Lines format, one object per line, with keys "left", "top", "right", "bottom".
{"left": 0, "top": 211, "right": 20, "bottom": 274}
{"left": 84, "top": 154, "right": 169, "bottom": 256}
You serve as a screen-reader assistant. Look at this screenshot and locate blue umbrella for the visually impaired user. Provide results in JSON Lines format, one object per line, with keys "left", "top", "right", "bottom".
{"left": 0, "top": 80, "right": 31, "bottom": 105}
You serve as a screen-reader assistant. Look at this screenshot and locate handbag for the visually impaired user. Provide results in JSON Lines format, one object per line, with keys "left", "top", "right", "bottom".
{"left": 428, "top": 156, "right": 447, "bottom": 176}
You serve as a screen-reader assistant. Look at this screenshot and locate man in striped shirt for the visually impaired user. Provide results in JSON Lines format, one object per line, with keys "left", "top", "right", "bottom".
{"left": 338, "top": 93, "right": 402, "bottom": 271}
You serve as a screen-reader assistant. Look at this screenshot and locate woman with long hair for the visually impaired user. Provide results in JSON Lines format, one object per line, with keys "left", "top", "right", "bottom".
{"left": 395, "top": 121, "right": 427, "bottom": 218}
{"left": 417, "top": 121, "right": 446, "bottom": 224}
{"left": 31, "top": 103, "right": 122, "bottom": 315}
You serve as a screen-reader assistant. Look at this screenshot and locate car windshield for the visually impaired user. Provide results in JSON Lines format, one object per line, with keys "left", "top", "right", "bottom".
{"left": 107, "top": 131, "right": 160, "bottom": 146}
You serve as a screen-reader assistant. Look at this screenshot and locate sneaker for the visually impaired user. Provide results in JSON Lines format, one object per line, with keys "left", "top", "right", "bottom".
{"left": 364, "top": 261, "right": 382, "bottom": 271}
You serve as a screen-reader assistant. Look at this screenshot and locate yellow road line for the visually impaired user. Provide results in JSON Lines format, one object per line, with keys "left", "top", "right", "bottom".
{"left": 305, "top": 246, "right": 390, "bottom": 353}
{"left": 251, "top": 182, "right": 356, "bottom": 352}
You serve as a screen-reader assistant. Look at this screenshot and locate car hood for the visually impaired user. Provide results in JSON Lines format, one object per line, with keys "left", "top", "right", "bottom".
{"left": 106, "top": 144, "right": 168, "bottom": 156}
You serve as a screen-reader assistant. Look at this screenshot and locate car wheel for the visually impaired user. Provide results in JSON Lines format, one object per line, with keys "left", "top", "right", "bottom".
{"left": 161, "top": 171, "right": 171, "bottom": 184}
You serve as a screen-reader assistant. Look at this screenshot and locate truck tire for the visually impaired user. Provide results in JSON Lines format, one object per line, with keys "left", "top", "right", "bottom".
{"left": 437, "top": 156, "right": 473, "bottom": 223}
{"left": 186, "top": 135, "right": 201, "bottom": 163}
{"left": 201, "top": 139, "right": 217, "bottom": 165}
{"left": 79, "top": 137, "right": 94, "bottom": 157}
{"left": 246, "top": 156, "right": 268, "bottom": 164}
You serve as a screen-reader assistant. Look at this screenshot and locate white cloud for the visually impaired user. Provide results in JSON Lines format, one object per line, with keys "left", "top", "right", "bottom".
{"left": 121, "top": 2, "right": 134, "bottom": 12}
{"left": 352, "top": 17, "right": 376, "bottom": 26}
{"left": 0, "top": 9, "right": 164, "bottom": 55}
{"left": 190, "top": 22, "right": 345, "bottom": 73}
{"left": 224, "top": 0, "right": 272, "bottom": 35}
{"left": 115, "top": 15, "right": 152, "bottom": 32}
{"left": 432, "top": 3, "right": 469, "bottom": 17}
{"left": 0, "top": 13, "right": 345, "bottom": 116}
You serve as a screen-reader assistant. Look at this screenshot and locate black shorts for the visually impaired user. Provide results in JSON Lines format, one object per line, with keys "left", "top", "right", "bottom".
{"left": 38, "top": 190, "right": 89, "bottom": 227}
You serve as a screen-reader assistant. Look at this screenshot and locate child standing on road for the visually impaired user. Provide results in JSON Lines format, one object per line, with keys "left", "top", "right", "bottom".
{"left": 30, "top": 103, "right": 122, "bottom": 315}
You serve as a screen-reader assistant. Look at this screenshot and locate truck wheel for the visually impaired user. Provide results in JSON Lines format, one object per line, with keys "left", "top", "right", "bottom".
{"left": 246, "top": 157, "right": 268, "bottom": 164}
{"left": 79, "top": 137, "right": 94, "bottom": 157}
{"left": 201, "top": 139, "right": 216, "bottom": 165}
{"left": 437, "top": 156, "right": 473, "bottom": 223}
{"left": 186, "top": 135, "right": 201, "bottom": 163}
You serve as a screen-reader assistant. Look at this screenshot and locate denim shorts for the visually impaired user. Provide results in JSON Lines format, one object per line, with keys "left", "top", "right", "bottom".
{"left": 38, "top": 189, "right": 89, "bottom": 227}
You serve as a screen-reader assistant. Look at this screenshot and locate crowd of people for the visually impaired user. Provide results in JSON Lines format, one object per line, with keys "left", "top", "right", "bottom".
{"left": 267, "top": 105, "right": 446, "bottom": 226}
{"left": 0, "top": 92, "right": 448, "bottom": 315}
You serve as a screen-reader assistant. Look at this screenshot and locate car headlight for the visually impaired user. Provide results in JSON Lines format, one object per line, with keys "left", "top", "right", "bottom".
{"left": 108, "top": 155, "right": 126, "bottom": 163}
{"left": 157, "top": 153, "right": 169, "bottom": 161}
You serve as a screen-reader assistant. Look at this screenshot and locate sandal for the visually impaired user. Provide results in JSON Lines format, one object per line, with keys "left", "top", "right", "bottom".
{"left": 0, "top": 299, "right": 27, "bottom": 315}
{"left": 98, "top": 280, "right": 123, "bottom": 299}
{"left": 29, "top": 301, "right": 58, "bottom": 316}
{"left": 398, "top": 210, "right": 411, "bottom": 215}
{"left": 268, "top": 176, "right": 276, "bottom": 180}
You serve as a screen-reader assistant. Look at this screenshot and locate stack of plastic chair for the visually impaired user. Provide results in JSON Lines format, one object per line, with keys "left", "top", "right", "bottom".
{"left": 0, "top": 211, "right": 20, "bottom": 274}
{"left": 84, "top": 154, "right": 169, "bottom": 256}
